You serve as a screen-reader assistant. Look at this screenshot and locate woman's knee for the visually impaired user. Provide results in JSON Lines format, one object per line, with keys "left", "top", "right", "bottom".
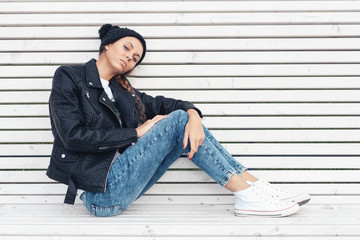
{"left": 168, "top": 109, "right": 189, "bottom": 124}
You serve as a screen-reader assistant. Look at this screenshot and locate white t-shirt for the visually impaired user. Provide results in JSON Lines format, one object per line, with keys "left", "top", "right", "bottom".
{"left": 100, "top": 78, "right": 115, "bottom": 102}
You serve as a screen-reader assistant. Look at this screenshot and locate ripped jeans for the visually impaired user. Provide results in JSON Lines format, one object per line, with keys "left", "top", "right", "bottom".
{"left": 80, "top": 109, "right": 247, "bottom": 217}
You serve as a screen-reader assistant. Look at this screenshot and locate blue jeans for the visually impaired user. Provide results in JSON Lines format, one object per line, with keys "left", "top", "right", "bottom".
{"left": 80, "top": 110, "right": 247, "bottom": 217}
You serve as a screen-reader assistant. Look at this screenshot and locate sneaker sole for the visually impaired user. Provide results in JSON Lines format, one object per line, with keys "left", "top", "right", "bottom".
{"left": 234, "top": 203, "right": 299, "bottom": 217}
{"left": 283, "top": 194, "right": 311, "bottom": 206}
{"left": 298, "top": 198, "right": 311, "bottom": 206}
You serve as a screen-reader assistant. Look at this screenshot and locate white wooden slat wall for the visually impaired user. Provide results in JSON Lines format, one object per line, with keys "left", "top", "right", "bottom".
{"left": 1, "top": 0, "right": 360, "bottom": 205}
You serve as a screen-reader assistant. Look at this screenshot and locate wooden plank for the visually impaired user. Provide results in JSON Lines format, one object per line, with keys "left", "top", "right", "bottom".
{"left": 4, "top": 143, "right": 360, "bottom": 156}
{"left": 1, "top": 203, "right": 360, "bottom": 219}
{"left": 1, "top": 237, "right": 356, "bottom": 240}
{"left": 131, "top": 77, "right": 360, "bottom": 89}
{"left": 203, "top": 116, "right": 360, "bottom": 128}
{"left": 197, "top": 103, "right": 360, "bottom": 115}
{"left": 4, "top": 77, "right": 360, "bottom": 91}
{"left": 2, "top": 103, "right": 360, "bottom": 117}
{"left": 0, "top": 170, "right": 358, "bottom": 183}
{"left": 1, "top": 25, "right": 360, "bottom": 39}
{"left": 5, "top": 90, "right": 360, "bottom": 103}
{"left": 0, "top": 216, "right": 358, "bottom": 236}
{"left": 3, "top": 64, "right": 360, "bottom": 78}
{"left": 0, "top": 105, "right": 49, "bottom": 117}
{"left": 0, "top": 79, "right": 52, "bottom": 90}
{"left": 3, "top": 12, "right": 360, "bottom": 26}
{"left": 3, "top": 51, "right": 360, "bottom": 65}
{"left": 0, "top": 183, "right": 358, "bottom": 195}
{"left": 1, "top": 156, "right": 360, "bottom": 170}
{"left": 2, "top": 38, "right": 360, "bottom": 51}
{"left": 1, "top": 195, "right": 359, "bottom": 205}
{"left": 5, "top": 129, "right": 360, "bottom": 143}
{"left": 0, "top": 118, "right": 51, "bottom": 129}
{"left": 4, "top": 116, "right": 360, "bottom": 130}
{"left": 2, "top": 1, "right": 360, "bottom": 13}
{"left": 0, "top": 237, "right": 359, "bottom": 240}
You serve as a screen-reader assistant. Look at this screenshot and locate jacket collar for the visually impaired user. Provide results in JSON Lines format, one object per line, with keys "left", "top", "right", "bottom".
{"left": 85, "top": 58, "right": 103, "bottom": 89}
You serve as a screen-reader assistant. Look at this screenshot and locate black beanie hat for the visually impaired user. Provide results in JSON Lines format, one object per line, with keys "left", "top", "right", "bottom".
{"left": 99, "top": 24, "right": 146, "bottom": 66}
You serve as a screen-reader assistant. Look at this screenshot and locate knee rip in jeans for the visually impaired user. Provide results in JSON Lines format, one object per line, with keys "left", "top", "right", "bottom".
{"left": 90, "top": 203, "right": 125, "bottom": 217}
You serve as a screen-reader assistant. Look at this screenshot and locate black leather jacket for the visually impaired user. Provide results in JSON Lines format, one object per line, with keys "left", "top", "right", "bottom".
{"left": 46, "top": 58, "right": 203, "bottom": 204}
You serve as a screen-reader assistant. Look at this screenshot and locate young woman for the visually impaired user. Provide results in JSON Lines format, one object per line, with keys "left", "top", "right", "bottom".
{"left": 47, "top": 24, "right": 310, "bottom": 217}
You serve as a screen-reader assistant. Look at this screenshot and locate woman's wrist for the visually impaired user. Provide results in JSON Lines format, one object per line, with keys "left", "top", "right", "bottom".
{"left": 186, "top": 108, "right": 200, "bottom": 119}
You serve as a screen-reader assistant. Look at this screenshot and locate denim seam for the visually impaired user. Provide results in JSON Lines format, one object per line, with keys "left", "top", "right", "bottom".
{"left": 199, "top": 143, "right": 236, "bottom": 187}
{"left": 108, "top": 119, "right": 187, "bottom": 189}
{"left": 206, "top": 131, "right": 247, "bottom": 175}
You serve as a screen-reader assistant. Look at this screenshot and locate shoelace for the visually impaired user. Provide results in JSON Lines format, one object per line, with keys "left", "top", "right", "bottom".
{"left": 251, "top": 185, "right": 286, "bottom": 207}
{"left": 260, "top": 180, "right": 294, "bottom": 198}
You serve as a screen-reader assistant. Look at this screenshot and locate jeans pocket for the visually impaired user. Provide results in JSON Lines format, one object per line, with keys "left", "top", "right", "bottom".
{"left": 90, "top": 203, "right": 124, "bottom": 217}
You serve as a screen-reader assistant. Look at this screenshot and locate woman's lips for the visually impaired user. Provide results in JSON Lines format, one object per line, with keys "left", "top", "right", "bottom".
{"left": 120, "top": 59, "right": 127, "bottom": 68}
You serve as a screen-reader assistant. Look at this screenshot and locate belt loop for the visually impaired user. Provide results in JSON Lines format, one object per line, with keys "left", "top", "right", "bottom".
{"left": 64, "top": 175, "right": 77, "bottom": 205}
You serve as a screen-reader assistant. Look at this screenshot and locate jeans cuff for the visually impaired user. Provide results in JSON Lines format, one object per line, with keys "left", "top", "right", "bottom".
{"left": 220, "top": 170, "right": 237, "bottom": 187}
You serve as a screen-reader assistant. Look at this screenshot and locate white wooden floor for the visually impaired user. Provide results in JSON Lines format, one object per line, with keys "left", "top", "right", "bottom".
{"left": 0, "top": 195, "right": 359, "bottom": 239}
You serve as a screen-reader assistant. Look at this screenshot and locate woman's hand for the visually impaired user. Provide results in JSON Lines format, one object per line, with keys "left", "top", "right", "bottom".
{"left": 136, "top": 114, "right": 167, "bottom": 138}
{"left": 183, "top": 109, "right": 205, "bottom": 160}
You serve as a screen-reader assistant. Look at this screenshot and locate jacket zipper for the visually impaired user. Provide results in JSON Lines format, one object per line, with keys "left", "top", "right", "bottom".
{"left": 99, "top": 98, "right": 128, "bottom": 193}
{"left": 100, "top": 100, "right": 123, "bottom": 128}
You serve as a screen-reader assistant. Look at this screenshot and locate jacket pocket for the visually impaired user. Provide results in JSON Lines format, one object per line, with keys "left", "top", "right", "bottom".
{"left": 52, "top": 144, "right": 79, "bottom": 163}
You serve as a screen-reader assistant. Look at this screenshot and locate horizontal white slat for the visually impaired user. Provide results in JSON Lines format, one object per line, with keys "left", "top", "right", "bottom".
{"left": 4, "top": 130, "right": 360, "bottom": 143}
{"left": 0, "top": 206, "right": 358, "bottom": 237}
{"left": 4, "top": 90, "right": 360, "bottom": 103}
{"left": 1, "top": 195, "right": 358, "bottom": 205}
{"left": 0, "top": 204, "right": 357, "bottom": 221}
{"left": 204, "top": 117, "right": 360, "bottom": 128}
{"left": 3, "top": 51, "right": 360, "bottom": 65}
{"left": 140, "top": 89, "right": 360, "bottom": 101}
{"left": 197, "top": 103, "right": 360, "bottom": 115}
{"left": 3, "top": 12, "right": 360, "bottom": 26}
{"left": 2, "top": 103, "right": 360, "bottom": 117}
{"left": 133, "top": 64, "right": 360, "bottom": 77}
{"left": 4, "top": 116, "right": 360, "bottom": 130}
{"left": 0, "top": 105, "right": 49, "bottom": 116}
{"left": 4, "top": 77, "right": 360, "bottom": 91}
{"left": 2, "top": 238, "right": 359, "bottom": 240}
{"left": 2, "top": 1, "right": 360, "bottom": 12}
{"left": 0, "top": 222, "right": 358, "bottom": 236}
{"left": 1, "top": 25, "right": 360, "bottom": 39}
{"left": 3, "top": 143, "right": 360, "bottom": 156}
{"left": 3, "top": 64, "right": 360, "bottom": 78}
{"left": 0, "top": 118, "right": 51, "bottom": 129}
{"left": 2, "top": 156, "right": 360, "bottom": 170}
{"left": 0, "top": 183, "right": 358, "bottom": 195}
{"left": 1, "top": 203, "right": 359, "bottom": 218}
{"left": 3, "top": 38, "right": 360, "bottom": 51}
{"left": 0, "top": 170, "right": 358, "bottom": 183}
{"left": 131, "top": 77, "right": 360, "bottom": 89}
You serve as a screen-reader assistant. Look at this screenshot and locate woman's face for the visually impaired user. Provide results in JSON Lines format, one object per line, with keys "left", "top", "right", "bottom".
{"left": 103, "top": 36, "right": 144, "bottom": 74}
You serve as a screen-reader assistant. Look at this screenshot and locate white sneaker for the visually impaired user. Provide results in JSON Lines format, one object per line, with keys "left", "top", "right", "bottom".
{"left": 252, "top": 179, "right": 311, "bottom": 206}
{"left": 234, "top": 185, "right": 300, "bottom": 217}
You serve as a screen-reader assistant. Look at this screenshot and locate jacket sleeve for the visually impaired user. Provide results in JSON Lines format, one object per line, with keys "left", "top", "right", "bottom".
{"left": 134, "top": 88, "right": 203, "bottom": 119}
{"left": 49, "top": 66, "right": 138, "bottom": 153}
